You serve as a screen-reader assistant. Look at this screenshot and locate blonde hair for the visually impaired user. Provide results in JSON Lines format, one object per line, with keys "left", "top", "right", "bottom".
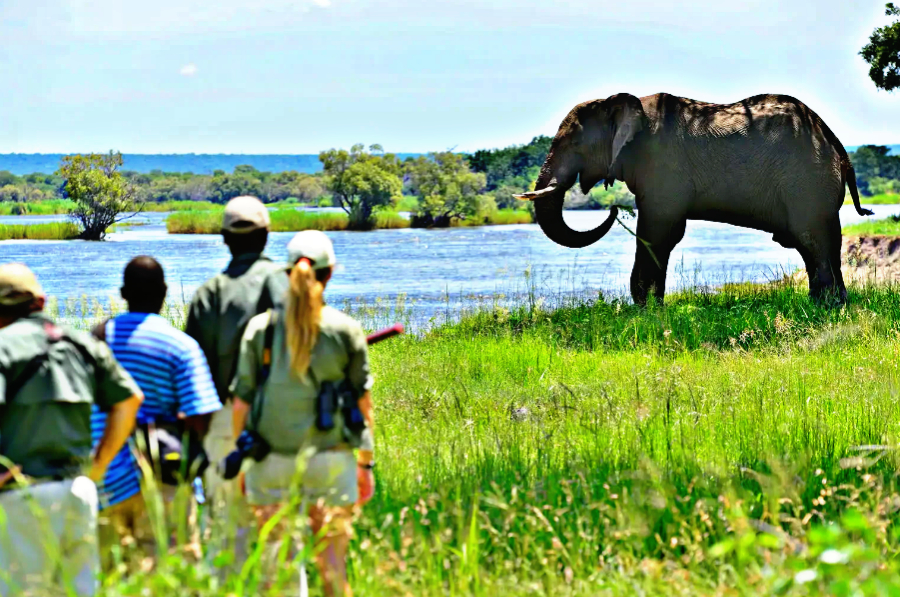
{"left": 285, "top": 259, "right": 326, "bottom": 376}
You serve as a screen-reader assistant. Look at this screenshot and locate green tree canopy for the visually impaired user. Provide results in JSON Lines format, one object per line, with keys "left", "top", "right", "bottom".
{"left": 849, "top": 145, "right": 900, "bottom": 195}
{"left": 57, "top": 151, "right": 142, "bottom": 240}
{"left": 861, "top": 3, "right": 900, "bottom": 91}
{"left": 467, "top": 136, "right": 552, "bottom": 208}
{"left": 407, "top": 152, "right": 488, "bottom": 227}
{"left": 319, "top": 144, "right": 403, "bottom": 230}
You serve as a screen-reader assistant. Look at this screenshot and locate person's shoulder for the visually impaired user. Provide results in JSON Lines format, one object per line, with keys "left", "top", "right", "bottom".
{"left": 149, "top": 317, "right": 206, "bottom": 355}
{"left": 321, "top": 306, "right": 364, "bottom": 335}
{"left": 190, "top": 274, "right": 225, "bottom": 303}
{"left": 59, "top": 324, "right": 110, "bottom": 362}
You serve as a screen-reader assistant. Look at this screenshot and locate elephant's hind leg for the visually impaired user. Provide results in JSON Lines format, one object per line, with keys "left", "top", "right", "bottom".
{"left": 630, "top": 216, "right": 687, "bottom": 306}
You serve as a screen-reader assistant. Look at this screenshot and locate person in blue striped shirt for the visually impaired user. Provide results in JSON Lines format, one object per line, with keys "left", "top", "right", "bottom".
{"left": 93, "top": 256, "right": 222, "bottom": 564}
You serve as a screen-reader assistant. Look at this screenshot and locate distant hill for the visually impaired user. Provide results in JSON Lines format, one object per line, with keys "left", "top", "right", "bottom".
{"left": 0, "top": 153, "right": 423, "bottom": 175}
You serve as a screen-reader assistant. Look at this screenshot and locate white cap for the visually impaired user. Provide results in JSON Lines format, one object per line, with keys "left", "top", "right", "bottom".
{"left": 221, "top": 196, "right": 270, "bottom": 234}
{"left": 286, "top": 230, "right": 336, "bottom": 270}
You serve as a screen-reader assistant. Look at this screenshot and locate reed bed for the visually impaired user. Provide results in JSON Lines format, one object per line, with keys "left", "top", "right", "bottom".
{"left": 0, "top": 221, "right": 80, "bottom": 240}
{"left": 269, "top": 209, "right": 350, "bottom": 231}
{"left": 143, "top": 200, "right": 221, "bottom": 212}
{"left": 374, "top": 210, "right": 411, "bottom": 229}
{"left": 166, "top": 209, "right": 411, "bottom": 233}
{"left": 0, "top": 199, "right": 76, "bottom": 215}
{"left": 480, "top": 208, "right": 532, "bottom": 225}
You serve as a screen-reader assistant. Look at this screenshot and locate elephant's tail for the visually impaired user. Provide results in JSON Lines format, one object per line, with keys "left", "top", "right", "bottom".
{"left": 844, "top": 161, "right": 874, "bottom": 217}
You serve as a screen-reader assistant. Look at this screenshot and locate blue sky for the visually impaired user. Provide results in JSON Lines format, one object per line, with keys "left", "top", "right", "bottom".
{"left": 1, "top": 0, "right": 898, "bottom": 153}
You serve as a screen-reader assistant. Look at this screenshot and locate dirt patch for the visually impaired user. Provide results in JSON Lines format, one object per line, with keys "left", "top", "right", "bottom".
{"left": 787, "top": 236, "right": 900, "bottom": 285}
{"left": 841, "top": 235, "right": 900, "bottom": 284}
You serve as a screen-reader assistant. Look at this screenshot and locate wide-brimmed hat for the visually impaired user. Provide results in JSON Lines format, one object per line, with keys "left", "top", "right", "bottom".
{"left": 0, "top": 263, "right": 44, "bottom": 306}
{"left": 286, "top": 230, "right": 336, "bottom": 270}
{"left": 221, "top": 196, "right": 270, "bottom": 234}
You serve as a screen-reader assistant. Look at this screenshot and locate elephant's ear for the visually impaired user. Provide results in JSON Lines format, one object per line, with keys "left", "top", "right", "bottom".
{"left": 607, "top": 94, "right": 646, "bottom": 171}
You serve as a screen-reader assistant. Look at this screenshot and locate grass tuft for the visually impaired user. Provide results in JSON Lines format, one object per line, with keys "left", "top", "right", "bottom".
{"left": 0, "top": 222, "right": 80, "bottom": 240}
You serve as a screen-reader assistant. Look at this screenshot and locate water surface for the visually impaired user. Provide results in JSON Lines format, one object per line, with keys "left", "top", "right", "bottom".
{"left": 1, "top": 205, "right": 896, "bottom": 324}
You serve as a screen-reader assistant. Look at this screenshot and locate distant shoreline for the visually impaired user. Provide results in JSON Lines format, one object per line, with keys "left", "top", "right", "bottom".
{"left": 0, "top": 146, "right": 895, "bottom": 175}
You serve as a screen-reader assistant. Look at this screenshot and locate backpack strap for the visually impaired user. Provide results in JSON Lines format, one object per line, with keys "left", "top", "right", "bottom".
{"left": 5, "top": 322, "right": 95, "bottom": 403}
{"left": 260, "top": 309, "right": 277, "bottom": 384}
{"left": 250, "top": 309, "right": 277, "bottom": 431}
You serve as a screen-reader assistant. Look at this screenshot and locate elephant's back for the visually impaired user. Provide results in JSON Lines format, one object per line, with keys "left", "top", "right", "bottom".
{"left": 643, "top": 93, "right": 844, "bottom": 163}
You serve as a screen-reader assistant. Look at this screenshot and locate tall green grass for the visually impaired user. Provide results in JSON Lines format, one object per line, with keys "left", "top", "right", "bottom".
{"left": 843, "top": 214, "right": 900, "bottom": 236}
{"left": 374, "top": 210, "right": 410, "bottom": 229}
{"left": 34, "top": 281, "right": 900, "bottom": 594}
{"left": 0, "top": 222, "right": 80, "bottom": 240}
{"left": 166, "top": 209, "right": 411, "bottom": 234}
{"left": 844, "top": 192, "right": 900, "bottom": 205}
{"left": 480, "top": 208, "right": 532, "bottom": 226}
{"left": 0, "top": 200, "right": 76, "bottom": 215}
{"left": 166, "top": 209, "right": 351, "bottom": 233}
{"left": 143, "top": 200, "right": 221, "bottom": 212}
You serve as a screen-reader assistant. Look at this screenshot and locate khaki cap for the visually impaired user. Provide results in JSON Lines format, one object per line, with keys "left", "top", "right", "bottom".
{"left": 286, "top": 230, "right": 336, "bottom": 270}
{"left": 0, "top": 263, "right": 44, "bottom": 306}
{"left": 221, "top": 196, "right": 270, "bottom": 234}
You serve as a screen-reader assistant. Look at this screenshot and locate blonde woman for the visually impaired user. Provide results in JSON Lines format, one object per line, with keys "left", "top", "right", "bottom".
{"left": 230, "top": 231, "right": 375, "bottom": 597}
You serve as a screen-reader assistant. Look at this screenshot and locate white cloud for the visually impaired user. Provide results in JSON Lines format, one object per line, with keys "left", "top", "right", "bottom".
{"left": 180, "top": 64, "right": 198, "bottom": 76}
{"left": 311, "top": 0, "right": 331, "bottom": 6}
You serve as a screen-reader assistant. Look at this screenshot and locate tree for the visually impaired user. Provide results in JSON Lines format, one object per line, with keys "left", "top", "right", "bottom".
{"left": 319, "top": 144, "right": 403, "bottom": 230}
{"left": 407, "top": 152, "right": 488, "bottom": 227}
{"left": 861, "top": 3, "right": 900, "bottom": 91}
{"left": 207, "top": 171, "right": 262, "bottom": 204}
{"left": 56, "top": 152, "right": 142, "bottom": 240}
{"left": 849, "top": 145, "right": 900, "bottom": 194}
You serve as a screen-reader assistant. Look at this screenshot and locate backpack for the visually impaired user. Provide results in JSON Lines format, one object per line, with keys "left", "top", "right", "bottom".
{"left": 5, "top": 321, "right": 95, "bottom": 402}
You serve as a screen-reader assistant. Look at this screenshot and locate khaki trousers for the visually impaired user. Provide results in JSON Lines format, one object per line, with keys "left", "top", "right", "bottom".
{"left": 203, "top": 401, "right": 237, "bottom": 512}
{"left": 202, "top": 402, "right": 251, "bottom": 565}
{"left": 0, "top": 477, "right": 99, "bottom": 597}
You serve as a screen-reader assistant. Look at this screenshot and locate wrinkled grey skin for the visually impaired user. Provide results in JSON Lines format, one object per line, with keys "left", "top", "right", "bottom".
{"left": 516, "top": 93, "right": 873, "bottom": 305}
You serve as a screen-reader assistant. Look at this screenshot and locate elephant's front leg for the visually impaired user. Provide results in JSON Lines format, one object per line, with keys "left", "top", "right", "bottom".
{"left": 629, "top": 216, "right": 687, "bottom": 306}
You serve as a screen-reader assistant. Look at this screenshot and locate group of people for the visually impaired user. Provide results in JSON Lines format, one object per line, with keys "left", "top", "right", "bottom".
{"left": 0, "top": 196, "right": 375, "bottom": 597}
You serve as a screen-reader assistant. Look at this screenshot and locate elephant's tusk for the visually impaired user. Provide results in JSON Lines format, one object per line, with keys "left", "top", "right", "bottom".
{"left": 513, "top": 184, "right": 558, "bottom": 201}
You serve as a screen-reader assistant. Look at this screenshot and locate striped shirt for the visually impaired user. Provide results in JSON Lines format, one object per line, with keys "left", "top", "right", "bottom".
{"left": 91, "top": 312, "right": 222, "bottom": 509}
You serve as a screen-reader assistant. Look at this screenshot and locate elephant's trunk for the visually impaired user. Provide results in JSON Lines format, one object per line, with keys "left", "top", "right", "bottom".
{"left": 534, "top": 193, "right": 619, "bottom": 249}
{"left": 515, "top": 150, "right": 619, "bottom": 249}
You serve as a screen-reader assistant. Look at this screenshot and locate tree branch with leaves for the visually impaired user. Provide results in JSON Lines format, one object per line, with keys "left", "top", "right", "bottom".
{"left": 861, "top": 3, "right": 900, "bottom": 91}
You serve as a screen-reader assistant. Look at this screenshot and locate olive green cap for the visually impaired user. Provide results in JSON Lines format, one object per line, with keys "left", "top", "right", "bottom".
{"left": 0, "top": 263, "right": 44, "bottom": 306}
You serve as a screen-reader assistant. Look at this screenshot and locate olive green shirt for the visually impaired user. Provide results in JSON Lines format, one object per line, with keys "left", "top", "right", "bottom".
{"left": 0, "top": 314, "right": 141, "bottom": 479}
{"left": 185, "top": 253, "right": 288, "bottom": 403}
{"left": 230, "top": 306, "right": 374, "bottom": 454}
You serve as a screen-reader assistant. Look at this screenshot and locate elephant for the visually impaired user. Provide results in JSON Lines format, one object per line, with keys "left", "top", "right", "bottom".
{"left": 515, "top": 93, "right": 873, "bottom": 305}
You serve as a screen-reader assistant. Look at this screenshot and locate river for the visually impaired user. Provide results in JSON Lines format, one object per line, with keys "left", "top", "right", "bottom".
{"left": 1, "top": 205, "right": 896, "bottom": 326}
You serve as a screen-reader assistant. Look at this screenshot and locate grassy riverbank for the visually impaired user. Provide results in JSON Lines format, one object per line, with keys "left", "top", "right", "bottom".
{"left": 0, "top": 222, "right": 80, "bottom": 240}
{"left": 844, "top": 192, "right": 900, "bottom": 205}
{"left": 45, "top": 280, "right": 900, "bottom": 595}
{"left": 842, "top": 214, "right": 900, "bottom": 236}
{"left": 166, "top": 208, "right": 531, "bottom": 234}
